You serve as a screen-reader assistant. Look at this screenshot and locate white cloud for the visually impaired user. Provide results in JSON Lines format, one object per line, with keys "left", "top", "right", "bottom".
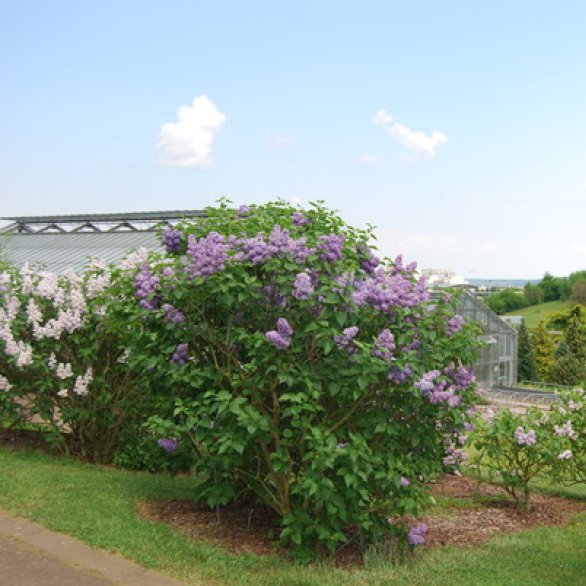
{"left": 158, "top": 95, "right": 226, "bottom": 168}
{"left": 374, "top": 109, "right": 448, "bottom": 159}
{"left": 373, "top": 109, "right": 393, "bottom": 125}
{"left": 359, "top": 152, "right": 379, "bottom": 164}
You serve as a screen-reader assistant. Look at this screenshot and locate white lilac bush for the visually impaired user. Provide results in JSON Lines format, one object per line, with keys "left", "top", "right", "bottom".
{"left": 111, "top": 200, "right": 480, "bottom": 555}
{"left": 0, "top": 257, "right": 152, "bottom": 461}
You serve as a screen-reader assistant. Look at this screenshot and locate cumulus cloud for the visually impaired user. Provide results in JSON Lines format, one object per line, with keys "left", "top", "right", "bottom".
{"left": 158, "top": 95, "right": 226, "bottom": 168}
{"left": 373, "top": 108, "right": 448, "bottom": 159}
{"left": 359, "top": 152, "right": 379, "bottom": 164}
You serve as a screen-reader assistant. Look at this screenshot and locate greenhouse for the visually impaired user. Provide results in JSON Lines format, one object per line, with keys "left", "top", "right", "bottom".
{"left": 455, "top": 289, "right": 518, "bottom": 389}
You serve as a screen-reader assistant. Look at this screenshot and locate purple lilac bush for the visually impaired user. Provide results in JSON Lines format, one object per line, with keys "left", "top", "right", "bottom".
{"left": 111, "top": 199, "right": 480, "bottom": 557}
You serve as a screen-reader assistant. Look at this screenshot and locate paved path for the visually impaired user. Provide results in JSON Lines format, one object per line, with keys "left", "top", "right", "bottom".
{"left": 0, "top": 509, "right": 189, "bottom": 585}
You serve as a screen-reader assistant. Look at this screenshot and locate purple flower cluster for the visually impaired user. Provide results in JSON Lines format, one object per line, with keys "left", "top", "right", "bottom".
{"left": 269, "top": 226, "right": 311, "bottom": 261}
{"left": 445, "top": 366, "right": 475, "bottom": 389}
{"left": 415, "top": 370, "right": 463, "bottom": 408}
{"left": 446, "top": 314, "right": 464, "bottom": 336}
{"left": 162, "top": 303, "right": 185, "bottom": 324}
{"left": 134, "top": 264, "right": 160, "bottom": 310}
{"left": 292, "top": 271, "right": 314, "bottom": 300}
{"left": 157, "top": 438, "right": 178, "bottom": 453}
{"left": 334, "top": 326, "right": 359, "bottom": 352}
{"left": 372, "top": 329, "right": 395, "bottom": 362}
{"left": 237, "top": 204, "right": 251, "bottom": 217}
{"left": 265, "top": 318, "right": 293, "bottom": 349}
{"left": 317, "top": 234, "right": 345, "bottom": 262}
{"left": 390, "top": 254, "right": 418, "bottom": 276}
{"left": 352, "top": 269, "right": 429, "bottom": 312}
{"left": 400, "top": 477, "right": 411, "bottom": 487}
{"left": 171, "top": 343, "right": 189, "bottom": 365}
{"left": 358, "top": 246, "right": 379, "bottom": 274}
{"left": 443, "top": 442, "right": 468, "bottom": 466}
{"left": 514, "top": 427, "right": 536, "bottom": 446}
{"left": 162, "top": 228, "right": 182, "bottom": 253}
{"left": 292, "top": 212, "right": 310, "bottom": 226}
{"left": 388, "top": 364, "right": 413, "bottom": 384}
{"left": 185, "top": 232, "right": 228, "bottom": 278}
{"left": 240, "top": 226, "right": 311, "bottom": 264}
{"left": 408, "top": 523, "right": 428, "bottom": 546}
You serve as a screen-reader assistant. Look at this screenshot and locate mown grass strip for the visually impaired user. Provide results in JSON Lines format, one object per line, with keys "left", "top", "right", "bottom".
{"left": 0, "top": 448, "right": 585, "bottom": 585}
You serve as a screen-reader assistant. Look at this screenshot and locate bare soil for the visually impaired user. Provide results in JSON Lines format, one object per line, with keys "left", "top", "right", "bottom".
{"left": 137, "top": 473, "right": 586, "bottom": 564}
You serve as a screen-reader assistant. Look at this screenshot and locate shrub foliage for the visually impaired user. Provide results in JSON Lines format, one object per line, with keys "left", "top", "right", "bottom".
{"left": 116, "top": 201, "right": 480, "bottom": 553}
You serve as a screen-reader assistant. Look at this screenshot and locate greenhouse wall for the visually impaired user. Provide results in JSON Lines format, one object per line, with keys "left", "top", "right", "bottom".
{"left": 455, "top": 290, "right": 518, "bottom": 389}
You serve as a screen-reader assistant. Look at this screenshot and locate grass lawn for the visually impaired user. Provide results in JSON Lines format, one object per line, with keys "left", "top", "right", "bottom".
{"left": 503, "top": 300, "right": 572, "bottom": 329}
{"left": 1, "top": 448, "right": 585, "bottom": 585}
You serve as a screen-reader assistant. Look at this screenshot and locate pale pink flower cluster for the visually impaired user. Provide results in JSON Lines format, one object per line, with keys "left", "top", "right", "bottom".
{"left": 72, "top": 368, "right": 93, "bottom": 396}
{"left": 0, "top": 312, "right": 34, "bottom": 366}
{"left": 86, "top": 270, "right": 112, "bottom": 299}
{"left": 35, "top": 272, "right": 65, "bottom": 305}
{"left": 20, "top": 263, "right": 34, "bottom": 294}
{"left": 119, "top": 247, "right": 150, "bottom": 270}
{"left": 0, "top": 266, "right": 96, "bottom": 383}
{"left": 554, "top": 421, "right": 577, "bottom": 440}
{"left": 568, "top": 400, "right": 583, "bottom": 412}
{"left": 514, "top": 426, "right": 536, "bottom": 446}
{"left": 56, "top": 363, "right": 73, "bottom": 379}
{"left": 26, "top": 299, "right": 43, "bottom": 324}
{"left": 0, "top": 375, "right": 12, "bottom": 392}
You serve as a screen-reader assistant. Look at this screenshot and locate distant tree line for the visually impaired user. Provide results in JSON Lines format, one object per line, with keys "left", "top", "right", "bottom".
{"left": 484, "top": 270, "right": 586, "bottom": 314}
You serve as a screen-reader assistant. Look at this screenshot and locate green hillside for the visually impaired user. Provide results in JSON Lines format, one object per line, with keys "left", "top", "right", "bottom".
{"left": 503, "top": 299, "right": 572, "bottom": 329}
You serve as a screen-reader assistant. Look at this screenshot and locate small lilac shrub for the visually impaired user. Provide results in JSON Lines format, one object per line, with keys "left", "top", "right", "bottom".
{"left": 471, "top": 404, "right": 575, "bottom": 511}
{"left": 118, "top": 200, "right": 479, "bottom": 556}
{"left": 548, "top": 387, "right": 586, "bottom": 484}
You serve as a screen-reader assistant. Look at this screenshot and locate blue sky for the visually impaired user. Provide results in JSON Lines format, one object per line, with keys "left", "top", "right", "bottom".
{"left": 1, "top": 0, "right": 585, "bottom": 278}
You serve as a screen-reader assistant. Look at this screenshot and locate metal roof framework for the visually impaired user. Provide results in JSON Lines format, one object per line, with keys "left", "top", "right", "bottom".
{"left": 1, "top": 211, "right": 206, "bottom": 235}
{"left": 0, "top": 210, "right": 205, "bottom": 273}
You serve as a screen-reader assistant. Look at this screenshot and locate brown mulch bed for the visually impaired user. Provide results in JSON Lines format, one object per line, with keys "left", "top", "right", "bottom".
{"left": 137, "top": 474, "right": 586, "bottom": 563}
{"left": 421, "top": 474, "right": 585, "bottom": 548}
{"left": 0, "top": 428, "right": 52, "bottom": 451}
